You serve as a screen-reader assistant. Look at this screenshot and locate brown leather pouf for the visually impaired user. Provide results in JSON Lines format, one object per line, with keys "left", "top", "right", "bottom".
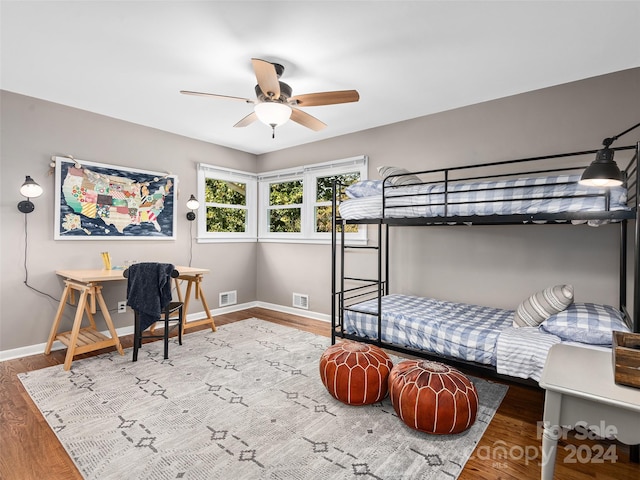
{"left": 319, "top": 341, "right": 393, "bottom": 405}
{"left": 389, "top": 359, "right": 478, "bottom": 434}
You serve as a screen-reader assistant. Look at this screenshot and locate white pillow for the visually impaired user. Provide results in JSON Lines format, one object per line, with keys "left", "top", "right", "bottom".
{"left": 377, "top": 166, "right": 421, "bottom": 186}
{"left": 345, "top": 180, "right": 383, "bottom": 198}
{"left": 513, "top": 285, "right": 574, "bottom": 327}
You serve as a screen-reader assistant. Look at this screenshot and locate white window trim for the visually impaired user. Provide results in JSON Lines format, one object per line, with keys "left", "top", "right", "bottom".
{"left": 196, "top": 155, "right": 367, "bottom": 244}
{"left": 196, "top": 164, "right": 258, "bottom": 243}
{"left": 258, "top": 174, "right": 304, "bottom": 239}
{"left": 258, "top": 155, "right": 368, "bottom": 243}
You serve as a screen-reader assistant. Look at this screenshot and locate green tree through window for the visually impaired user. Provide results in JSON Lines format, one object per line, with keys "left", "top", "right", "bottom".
{"left": 315, "top": 173, "right": 360, "bottom": 233}
{"left": 268, "top": 180, "right": 303, "bottom": 232}
{"left": 205, "top": 179, "right": 247, "bottom": 233}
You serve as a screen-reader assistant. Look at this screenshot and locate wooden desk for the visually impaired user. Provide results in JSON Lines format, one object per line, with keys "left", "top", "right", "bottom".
{"left": 539, "top": 344, "right": 640, "bottom": 479}
{"left": 45, "top": 266, "right": 216, "bottom": 370}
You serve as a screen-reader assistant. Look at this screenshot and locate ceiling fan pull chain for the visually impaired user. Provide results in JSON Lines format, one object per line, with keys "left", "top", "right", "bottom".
{"left": 271, "top": 124, "right": 276, "bottom": 139}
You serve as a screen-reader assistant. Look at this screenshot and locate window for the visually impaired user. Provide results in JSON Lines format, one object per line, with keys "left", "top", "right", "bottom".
{"left": 314, "top": 171, "right": 361, "bottom": 234}
{"left": 197, "top": 166, "right": 257, "bottom": 242}
{"left": 259, "top": 155, "right": 367, "bottom": 242}
{"left": 196, "top": 155, "right": 366, "bottom": 243}
{"left": 268, "top": 179, "right": 303, "bottom": 233}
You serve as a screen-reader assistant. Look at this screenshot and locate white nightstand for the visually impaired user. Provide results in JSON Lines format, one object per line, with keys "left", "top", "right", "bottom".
{"left": 539, "top": 343, "right": 640, "bottom": 480}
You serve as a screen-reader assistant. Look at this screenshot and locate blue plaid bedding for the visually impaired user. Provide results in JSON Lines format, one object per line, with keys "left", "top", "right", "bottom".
{"left": 342, "top": 294, "right": 514, "bottom": 365}
{"left": 424, "top": 174, "right": 627, "bottom": 216}
{"left": 341, "top": 174, "right": 629, "bottom": 219}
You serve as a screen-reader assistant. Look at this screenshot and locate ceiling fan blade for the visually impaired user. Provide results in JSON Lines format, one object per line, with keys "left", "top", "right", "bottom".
{"left": 180, "top": 90, "right": 253, "bottom": 103}
{"left": 289, "top": 90, "right": 360, "bottom": 107}
{"left": 251, "top": 58, "right": 281, "bottom": 100}
{"left": 290, "top": 108, "right": 327, "bottom": 131}
{"left": 233, "top": 111, "right": 258, "bottom": 128}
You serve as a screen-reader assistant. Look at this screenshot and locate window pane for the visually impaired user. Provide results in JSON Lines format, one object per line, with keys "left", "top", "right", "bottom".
{"left": 315, "top": 206, "right": 357, "bottom": 233}
{"left": 269, "top": 208, "right": 301, "bottom": 232}
{"left": 316, "top": 172, "right": 360, "bottom": 202}
{"left": 206, "top": 179, "right": 246, "bottom": 206}
{"left": 206, "top": 206, "right": 246, "bottom": 233}
{"left": 270, "top": 180, "right": 303, "bottom": 206}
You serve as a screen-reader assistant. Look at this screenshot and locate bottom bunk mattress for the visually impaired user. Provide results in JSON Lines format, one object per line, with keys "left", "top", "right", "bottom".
{"left": 341, "top": 293, "right": 561, "bottom": 381}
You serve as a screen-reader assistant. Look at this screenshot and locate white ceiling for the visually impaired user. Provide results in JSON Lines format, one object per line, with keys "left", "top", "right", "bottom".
{"left": 2, "top": 1, "right": 639, "bottom": 155}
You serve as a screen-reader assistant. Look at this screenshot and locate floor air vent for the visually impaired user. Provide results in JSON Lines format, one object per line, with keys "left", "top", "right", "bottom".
{"left": 219, "top": 290, "right": 237, "bottom": 307}
{"left": 293, "top": 293, "right": 309, "bottom": 310}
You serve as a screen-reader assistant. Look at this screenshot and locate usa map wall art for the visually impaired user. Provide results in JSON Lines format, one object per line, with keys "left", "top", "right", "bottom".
{"left": 54, "top": 156, "right": 178, "bottom": 240}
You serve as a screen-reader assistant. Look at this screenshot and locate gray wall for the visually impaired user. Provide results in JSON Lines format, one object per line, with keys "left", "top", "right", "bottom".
{"left": 257, "top": 67, "right": 640, "bottom": 311}
{"left": 2, "top": 67, "right": 639, "bottom": 353}
{"left": 0, "top": 91, "right": 257, "bottom": 351}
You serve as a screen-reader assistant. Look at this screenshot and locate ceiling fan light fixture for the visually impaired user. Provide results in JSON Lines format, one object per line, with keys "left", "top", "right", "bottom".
{"left": 254, "top": 102, "right": 292, "bottom": 127}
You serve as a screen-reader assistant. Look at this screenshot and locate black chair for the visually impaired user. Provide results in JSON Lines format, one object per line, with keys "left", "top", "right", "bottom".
{"left": 124, "top": 263, "right": 183, "bottom": 361}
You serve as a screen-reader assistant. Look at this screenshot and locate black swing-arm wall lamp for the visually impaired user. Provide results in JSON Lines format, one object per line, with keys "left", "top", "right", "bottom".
{"left": 186, "top": 194, "right": 200, "bottom": 221}
{"left": 17, "top": 175, "right": 44, "bottom": 213}
{"left": 579, "top": 121, "right": 640, "bottom": 187}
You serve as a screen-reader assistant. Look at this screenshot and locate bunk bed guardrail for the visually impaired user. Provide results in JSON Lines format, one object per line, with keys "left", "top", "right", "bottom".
{"left": 378, "top": 145, "right": 638, "bottom": 225}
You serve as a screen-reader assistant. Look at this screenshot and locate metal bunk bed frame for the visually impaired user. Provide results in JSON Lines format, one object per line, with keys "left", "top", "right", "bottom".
{"left": 331, "top": 143, "right": 640, "bottom": 384}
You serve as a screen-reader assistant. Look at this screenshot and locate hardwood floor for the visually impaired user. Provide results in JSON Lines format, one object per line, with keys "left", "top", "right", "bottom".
{"left": 1, "top": 307, "right": 638, "bottom": 479}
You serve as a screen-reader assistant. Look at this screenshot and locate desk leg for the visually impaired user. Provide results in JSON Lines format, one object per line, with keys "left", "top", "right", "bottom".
{"left": 180, "top": 278, "right": 195, "bottom": 336}
{"left": 63, "top": 288, "right": 90, "bottom": 370}
{"left": 45, "top": 283, "right": 71, "bottom": 355}
{"left": 174, "top": 277, "right": 184, "bottom": 303}
{"left": 541, "top": 390, "right": 562, "bottom": 480}
{"left": 195, "top": 276, "right": 216, "bottom": 332}
{"left": 95, "top": 285, "right": 124, "bottom": 356}
{"left": 176, "top": 275, "right": 216, "bottom": 335}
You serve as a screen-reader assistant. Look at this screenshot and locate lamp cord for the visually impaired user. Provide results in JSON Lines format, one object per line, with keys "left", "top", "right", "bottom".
{"left": 21, "top": 214, "right": 120, "bottom": 313}
{"left": 188, "top": 220, "right": 194, "bottom": 267}
{"left": 22, "top": 213, "right": 60, "bottom": 302}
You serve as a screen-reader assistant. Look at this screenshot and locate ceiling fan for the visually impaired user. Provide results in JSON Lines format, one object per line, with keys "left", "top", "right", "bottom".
{"left": 180, "top": 58, "right": 360, "bottom": 138}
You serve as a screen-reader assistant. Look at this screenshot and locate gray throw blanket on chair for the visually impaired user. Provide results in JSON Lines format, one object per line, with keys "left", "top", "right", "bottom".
{"left": 126, "top": 262, "right": 175, "bottom": 331}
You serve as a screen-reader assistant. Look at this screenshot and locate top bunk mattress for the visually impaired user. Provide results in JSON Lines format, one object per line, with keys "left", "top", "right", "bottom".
{"left": 339, "top": 174, "right": 630, "bottom": 221}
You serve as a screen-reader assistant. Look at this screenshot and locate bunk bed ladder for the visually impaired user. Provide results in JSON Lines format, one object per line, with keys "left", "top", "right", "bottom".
{"left": 631, "top": 142, "right": 640, "bottom": 464}
{"left": 331, "top": 179, "right": 387, "bottom": 345}
{"left": 633, "top": 141, "right": 640, "bottom": 335}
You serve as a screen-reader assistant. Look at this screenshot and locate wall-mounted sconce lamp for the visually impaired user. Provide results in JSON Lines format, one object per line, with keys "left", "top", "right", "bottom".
{"left": 579, "top": 121, "right": 640, "bottom": 187}
{"left": 186, "top": 194, "right": 200, "bottom": 221}
{"left": 17, "top": 176, "right": 44, "bottom": 213}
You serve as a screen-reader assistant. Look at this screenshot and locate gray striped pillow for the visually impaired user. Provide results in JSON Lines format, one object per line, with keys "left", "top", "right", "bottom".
{"left": 513, "top": 285, "right": 574, "bottom": 327}
{"left": 377, "top": 166, "right": 421, "bottom": 186}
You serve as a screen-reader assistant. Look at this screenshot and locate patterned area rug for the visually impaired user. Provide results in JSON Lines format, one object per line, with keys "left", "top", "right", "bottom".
{"left": 19, "top": 318, "right": 508, "bottom": 480}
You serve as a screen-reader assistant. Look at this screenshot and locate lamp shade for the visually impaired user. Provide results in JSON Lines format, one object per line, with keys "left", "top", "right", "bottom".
{"left": 579, "top": 147, "right": 623, "bottom": 187}
{"left": 186, "top": 194, "right": 200, "bottom": 210}
{"left": 254, "top": 102, "right": 292, "bottom": 126}
{"left": 20, "top": 176, "right": 43, "bottom": 198}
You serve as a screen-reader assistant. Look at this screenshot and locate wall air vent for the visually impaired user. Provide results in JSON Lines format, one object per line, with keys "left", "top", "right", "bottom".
{"left": 219, "top": 290, "right": 237, "bottom": 307}
{"left": 293, "top": 293, "right": 309, "bottom": 310}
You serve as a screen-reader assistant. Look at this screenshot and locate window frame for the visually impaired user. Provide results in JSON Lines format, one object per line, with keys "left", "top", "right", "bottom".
{"left": 261, "top": 176, "right": 305, "bottom": 239}
{"left": 196, "top": 155, "right": 367, "bottom": 244}
{"left": 258, "top": 155, "right": 368, "bottom": 244}
{"left": 196, "top": 165, "right": 258, "bottom": 243}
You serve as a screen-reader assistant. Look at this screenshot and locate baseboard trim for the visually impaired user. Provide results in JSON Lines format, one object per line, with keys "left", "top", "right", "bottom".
{"left": 0, "top": 302, "right": 329, "bottom": 362}
{"left": 253, "top": 301, "right": 330, "bottom": 323}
